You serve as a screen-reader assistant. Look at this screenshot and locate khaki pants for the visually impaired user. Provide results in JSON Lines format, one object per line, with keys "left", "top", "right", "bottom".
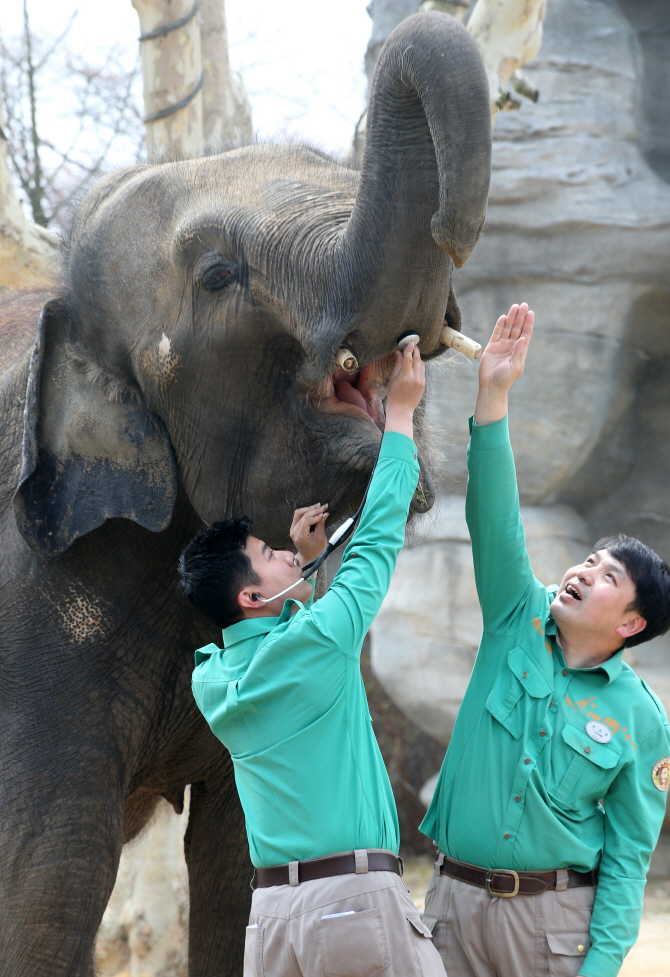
{"left": 245, "top": 853, "right": 446, "bottom": 977}
{"left": 422, "top": 863, "right": 596, "bottom": 977}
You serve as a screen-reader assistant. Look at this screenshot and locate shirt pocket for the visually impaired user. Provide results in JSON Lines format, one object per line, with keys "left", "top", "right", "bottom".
{"left": 486, "top": 645, "right": 552, "bottom": 740}
{"left": 549, "top": 722, "right": 623, "bottom": 814}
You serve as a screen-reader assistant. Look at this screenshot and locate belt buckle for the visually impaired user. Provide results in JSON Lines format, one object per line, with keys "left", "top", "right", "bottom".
{"left": 485, "top": 868, "right": 519, "bottom": 898}
{"left": 250, "top": 869, "right": 257, "bottom": 892}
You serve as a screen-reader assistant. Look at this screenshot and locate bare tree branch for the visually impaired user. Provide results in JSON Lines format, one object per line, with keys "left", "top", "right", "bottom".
{"left": 0, "top": 3, "right": 143, "bottom": 230}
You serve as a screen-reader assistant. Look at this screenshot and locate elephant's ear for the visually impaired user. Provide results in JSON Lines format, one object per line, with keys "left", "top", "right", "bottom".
{"left": 13, "top": 299, "right": 177, "bottom": 556}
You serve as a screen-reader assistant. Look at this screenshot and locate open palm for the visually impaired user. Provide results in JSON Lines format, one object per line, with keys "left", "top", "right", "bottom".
{"left": 479, "top": 303, "right": 534, "bottom": 394}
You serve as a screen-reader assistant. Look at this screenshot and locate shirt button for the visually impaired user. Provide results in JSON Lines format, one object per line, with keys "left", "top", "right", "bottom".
{"left": 585, "top": 747, "right": 591, "bottom": 754}
{"left": 562, "top": 669, "right": 568, "bottom": 676}
{"left": 578, "top": 945, "right": 584, "bottom": 953}
{"left": 550, "top": 701, "right": 554, "bottom": 707}
{"left": 525, "top": 758, "right": 531, "bottom": 764}
{"left": 515, "top": 795, "right": 521, "bottom": 802}
{"left": 504, "top": 833, "right": 510, "bottom": 839}
{"left": 522, "top": 671, "right": 528, "bottom": 677}
{"left": 540, "top": 730, "right": 546, "bottom": 736}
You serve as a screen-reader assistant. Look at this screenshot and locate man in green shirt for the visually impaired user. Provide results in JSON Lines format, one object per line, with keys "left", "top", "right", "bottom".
{"left": 180, "top": 342, "right": 445, "bottom": 977}
{"left": 421, "top": 303, "right": 670, "bottom": 977}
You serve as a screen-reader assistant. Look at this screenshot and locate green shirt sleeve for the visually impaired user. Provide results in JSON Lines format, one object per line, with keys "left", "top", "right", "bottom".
{"left": 466, "top": 414, "right": 537, "bottom": 632}
{"left": 309, "top": 430, "right": 420, "bottom": 655}
{"left": 580, "top": 716, "right": 670, "bottom": 977}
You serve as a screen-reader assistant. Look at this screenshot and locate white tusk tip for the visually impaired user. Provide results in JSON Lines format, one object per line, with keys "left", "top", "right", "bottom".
{"left": 440, "top": 325, "right": 482, "bottom": 359}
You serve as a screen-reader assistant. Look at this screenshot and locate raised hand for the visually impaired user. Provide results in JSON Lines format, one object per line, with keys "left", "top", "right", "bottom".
{"left": 474, "top": 303, "right": 534, "bottom": 425}
{"left": 290, "top": 503, "right": 329, "bottom": 566}
{"left": 385, "top": 341, "right": 426, "bottom": 440}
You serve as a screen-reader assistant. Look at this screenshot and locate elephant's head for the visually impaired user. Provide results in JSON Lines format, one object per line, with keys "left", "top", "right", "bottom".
{"left": 14, "top": 12, "right": 491, "bottom": 555}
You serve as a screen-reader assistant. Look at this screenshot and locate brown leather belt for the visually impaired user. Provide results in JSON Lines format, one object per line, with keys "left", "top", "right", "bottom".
{"left": 440, "top": 855, "right": 598, "bottom": 897}
{"left": 253, "top": 850, "right": 403, "bottom": 889}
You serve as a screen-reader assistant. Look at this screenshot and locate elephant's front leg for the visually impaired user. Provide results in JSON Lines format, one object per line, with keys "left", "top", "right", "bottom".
{"left": 184, "top": 757, "right": 251, "bottom": 976}
{"left": 0, "top": 753, "right": 124, "bottom": 977}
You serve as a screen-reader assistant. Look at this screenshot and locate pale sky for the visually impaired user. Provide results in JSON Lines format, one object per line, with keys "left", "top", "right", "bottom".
{"left": 2, "top": 0, "right": 371, "bottom": 163}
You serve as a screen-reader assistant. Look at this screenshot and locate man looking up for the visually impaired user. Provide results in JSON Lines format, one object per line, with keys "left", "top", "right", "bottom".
{"left": 180, "top": 342, "right": 445, "bottom": 977}
{"left": 421, "top": 304, "right": 670, "bottom": 977}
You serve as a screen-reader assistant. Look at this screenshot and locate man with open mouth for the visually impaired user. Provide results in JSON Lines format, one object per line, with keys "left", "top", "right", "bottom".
{"left": 179, "top": 341, "right": 446, "bottom": 977}
{"left": 420, "top": 303, "right": 670, "bottom": 977}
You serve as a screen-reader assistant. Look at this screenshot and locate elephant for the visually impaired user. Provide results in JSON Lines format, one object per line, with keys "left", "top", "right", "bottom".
{"left": 0, "top": 13, "right": 490, "bottom": 976}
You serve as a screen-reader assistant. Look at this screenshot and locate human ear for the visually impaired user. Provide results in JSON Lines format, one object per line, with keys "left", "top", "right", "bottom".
{"left": 616, "top": 614, "right": 647, "bottom": 641}
{"left": 238, "top": 589, "right": 259, "bottom": 611}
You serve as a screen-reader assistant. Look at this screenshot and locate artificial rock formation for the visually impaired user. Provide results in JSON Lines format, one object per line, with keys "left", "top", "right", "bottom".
{"left": 369, "top": 0, "right": 670, "bottom": 799}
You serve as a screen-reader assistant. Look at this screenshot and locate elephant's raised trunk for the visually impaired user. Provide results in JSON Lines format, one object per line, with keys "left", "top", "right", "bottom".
{"left": 356, "top": 11, "right": 491, "bottom": 267}
{"left": 317, "top": 12, "right": 491, "bottom": 367}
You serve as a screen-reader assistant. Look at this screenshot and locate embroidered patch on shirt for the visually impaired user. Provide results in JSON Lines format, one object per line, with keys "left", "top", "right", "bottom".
{"left": 651, "top": 758, "right": 670, "bottom": 792}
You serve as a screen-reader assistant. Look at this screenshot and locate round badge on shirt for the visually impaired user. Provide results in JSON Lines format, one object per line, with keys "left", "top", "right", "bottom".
{"left": 585, "top": 721, "right": 612, "bottom": 744}
{"left": 652, "top": 758, "right": 670, "bottom": 792}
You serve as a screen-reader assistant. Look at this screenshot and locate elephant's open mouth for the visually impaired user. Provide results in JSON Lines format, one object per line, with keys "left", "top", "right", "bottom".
{"left": 309, "top": 352, "right": 397, "bottom": 436}
{"left": 308, "top": 352, "right": 435, "bottom": 514}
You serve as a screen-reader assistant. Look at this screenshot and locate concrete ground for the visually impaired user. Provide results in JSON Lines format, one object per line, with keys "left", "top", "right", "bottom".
{"left": 404, "top": 857, "right": 670, "bottom": 977}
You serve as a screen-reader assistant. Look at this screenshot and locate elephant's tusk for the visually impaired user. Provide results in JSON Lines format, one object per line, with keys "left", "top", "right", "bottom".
{"left": 335, "top": 347, "right": 359, "bottom": 372}
{"left": 440, "top": 325, "right": 482, "bottom": 359}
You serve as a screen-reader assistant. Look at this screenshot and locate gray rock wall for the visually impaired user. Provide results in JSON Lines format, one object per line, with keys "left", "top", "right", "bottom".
{"left": 369, "top": 0, "right": 670, "bottom": 798}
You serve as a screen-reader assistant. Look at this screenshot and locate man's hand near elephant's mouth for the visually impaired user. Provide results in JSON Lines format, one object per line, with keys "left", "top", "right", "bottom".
{"left": 312, "top": 353, "right": 397, "bottom": 433}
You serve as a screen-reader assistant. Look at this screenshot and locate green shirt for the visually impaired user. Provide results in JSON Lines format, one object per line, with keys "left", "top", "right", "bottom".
{"left": 192, "top": 431, "right": 420, "bottom": 868}
{"left": 420, "top": 415, "right": 670, "bottom": 977}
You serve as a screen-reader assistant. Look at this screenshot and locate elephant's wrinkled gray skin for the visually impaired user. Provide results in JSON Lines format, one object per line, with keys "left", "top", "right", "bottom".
{"left": 0, "top": 14, "right": 490, "bottom": 977}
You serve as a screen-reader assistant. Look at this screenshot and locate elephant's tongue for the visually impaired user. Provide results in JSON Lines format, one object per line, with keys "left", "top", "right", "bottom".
{"left": 334, "top": 379, "right": 368, "bottom": 413}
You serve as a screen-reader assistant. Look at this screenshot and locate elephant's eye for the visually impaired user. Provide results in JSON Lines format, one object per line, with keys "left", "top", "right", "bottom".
{"left": 201, "top": 262, "right": 238, "bottom": 291}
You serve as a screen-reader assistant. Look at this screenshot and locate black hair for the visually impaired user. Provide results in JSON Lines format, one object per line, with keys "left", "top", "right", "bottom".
{"left": 178, "top": 518, "right": 260, "bottom": 629}
{"left": 593, "top": 534, "right": 670, "bottom": 647}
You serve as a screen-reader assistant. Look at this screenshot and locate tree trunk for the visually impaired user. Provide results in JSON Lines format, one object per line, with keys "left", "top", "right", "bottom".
{"left": 132, "top": 0, "right": 205, "bottom": 158}
{"left": 467, "top": 0, "right": 548, "bottom": 112}
{"left": 199, "top": 0, "right": 251, "bottom": 150}
{"left": 0, "top": 95, "right": 58, "bottom": 287}
{"left": 357, "top": 0, "right": 548, "bottom": 153}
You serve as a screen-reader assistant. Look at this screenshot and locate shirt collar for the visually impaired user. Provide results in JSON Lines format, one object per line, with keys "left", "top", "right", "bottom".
{"left": 545, "top": 613, "right": 558, "bottom": 637}
{"left": 221, "top": 596, "right": 307, "bottom": 648}
{"left": 597, "top": 648, "right": 625, "bottom": 684}
{"left": 544, "top": 611, "right": 625, "bottom": 684}
{"left": 221, "top": 616, "right": 280, "bottom": 648}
